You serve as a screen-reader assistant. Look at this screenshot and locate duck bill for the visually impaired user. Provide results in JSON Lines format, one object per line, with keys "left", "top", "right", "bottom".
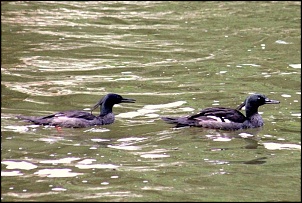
{"left": 121, "top": 98, "right": 136, "bottom": 103}
{"left": 265, "top": 99, "right": 280, "bottom": 104}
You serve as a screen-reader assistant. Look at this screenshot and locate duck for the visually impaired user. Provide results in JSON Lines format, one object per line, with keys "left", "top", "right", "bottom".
{"left": 16, "top": 93, "right": 136, "bottom": 128}
{"left": 161, "top": 93, "right": 280, "bottom": 130}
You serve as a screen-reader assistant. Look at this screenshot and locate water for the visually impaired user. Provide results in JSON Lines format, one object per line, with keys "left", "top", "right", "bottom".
{"left": 1, "top": 1, "right": 301, "bottom": 202}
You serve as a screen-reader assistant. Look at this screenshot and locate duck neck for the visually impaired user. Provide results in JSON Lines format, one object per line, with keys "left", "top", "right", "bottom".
{"left": 100, "top": 102, "right": 114, "bottom": 116}
{"left": 245, "top": 104, "right": 265, "bottom": 127}
{"left": 245, "top": 104, "right": 259, "bottom": 118}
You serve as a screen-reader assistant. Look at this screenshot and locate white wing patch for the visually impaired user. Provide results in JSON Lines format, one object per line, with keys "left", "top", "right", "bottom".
{"left": 207, "top": 116, "right": 231, "bottom": 123}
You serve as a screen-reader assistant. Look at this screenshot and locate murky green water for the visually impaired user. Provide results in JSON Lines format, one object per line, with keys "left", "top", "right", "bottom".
{"left": 1, "top": 1, "right": 301, "bottom": 202}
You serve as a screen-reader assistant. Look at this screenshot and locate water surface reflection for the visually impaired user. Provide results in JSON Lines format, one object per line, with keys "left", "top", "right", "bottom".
{"left": 2, "top": 1, "right": 301, "bottom": 202}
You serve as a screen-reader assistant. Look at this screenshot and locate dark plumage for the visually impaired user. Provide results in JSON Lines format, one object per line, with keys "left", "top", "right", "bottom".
{"left": 17, "top": 93, "right": 136, "bottom": 128}
{"left": 161, "top": 94, "right": 280, "bottom": 130}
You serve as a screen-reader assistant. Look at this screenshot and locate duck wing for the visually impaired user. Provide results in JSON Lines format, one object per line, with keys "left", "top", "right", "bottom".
{"left": 17, "top": 110, "right": 96, "bottom": 126}
{"left": 46, "top": 110, "right": 96, "bottom": 120}
{"left": 189, "top": 107, "right": 246, "bottom": 123}
{"left": 161, "top": 107, "right": 246, "bottom": 128}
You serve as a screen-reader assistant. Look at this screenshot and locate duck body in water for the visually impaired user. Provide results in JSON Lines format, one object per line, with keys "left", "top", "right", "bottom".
{"left": 17, "top": 93, "right": 136, "bottom": 128}
{"left": 161, "top": 94, "right": 280, "bottom": 131}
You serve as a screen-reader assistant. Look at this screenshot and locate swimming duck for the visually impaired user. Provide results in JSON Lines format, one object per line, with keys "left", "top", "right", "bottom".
{"left": 161, "top": 94, "right": 280, "bottom": 130}
{"left": 17, "top": 93, "right": 136, "bottom": 128}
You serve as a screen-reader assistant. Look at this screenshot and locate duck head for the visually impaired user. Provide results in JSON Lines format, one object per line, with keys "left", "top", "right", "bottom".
{"left": 236, "top": 93, "right": 280, "bottom": 110}
{"left": 90, "top": 93, "right": 136, "bottom": 114}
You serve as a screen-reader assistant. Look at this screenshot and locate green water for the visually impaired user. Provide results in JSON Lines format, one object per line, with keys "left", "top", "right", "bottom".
{"left": 1, "top": 1, "right": 301, "bottom": 202}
